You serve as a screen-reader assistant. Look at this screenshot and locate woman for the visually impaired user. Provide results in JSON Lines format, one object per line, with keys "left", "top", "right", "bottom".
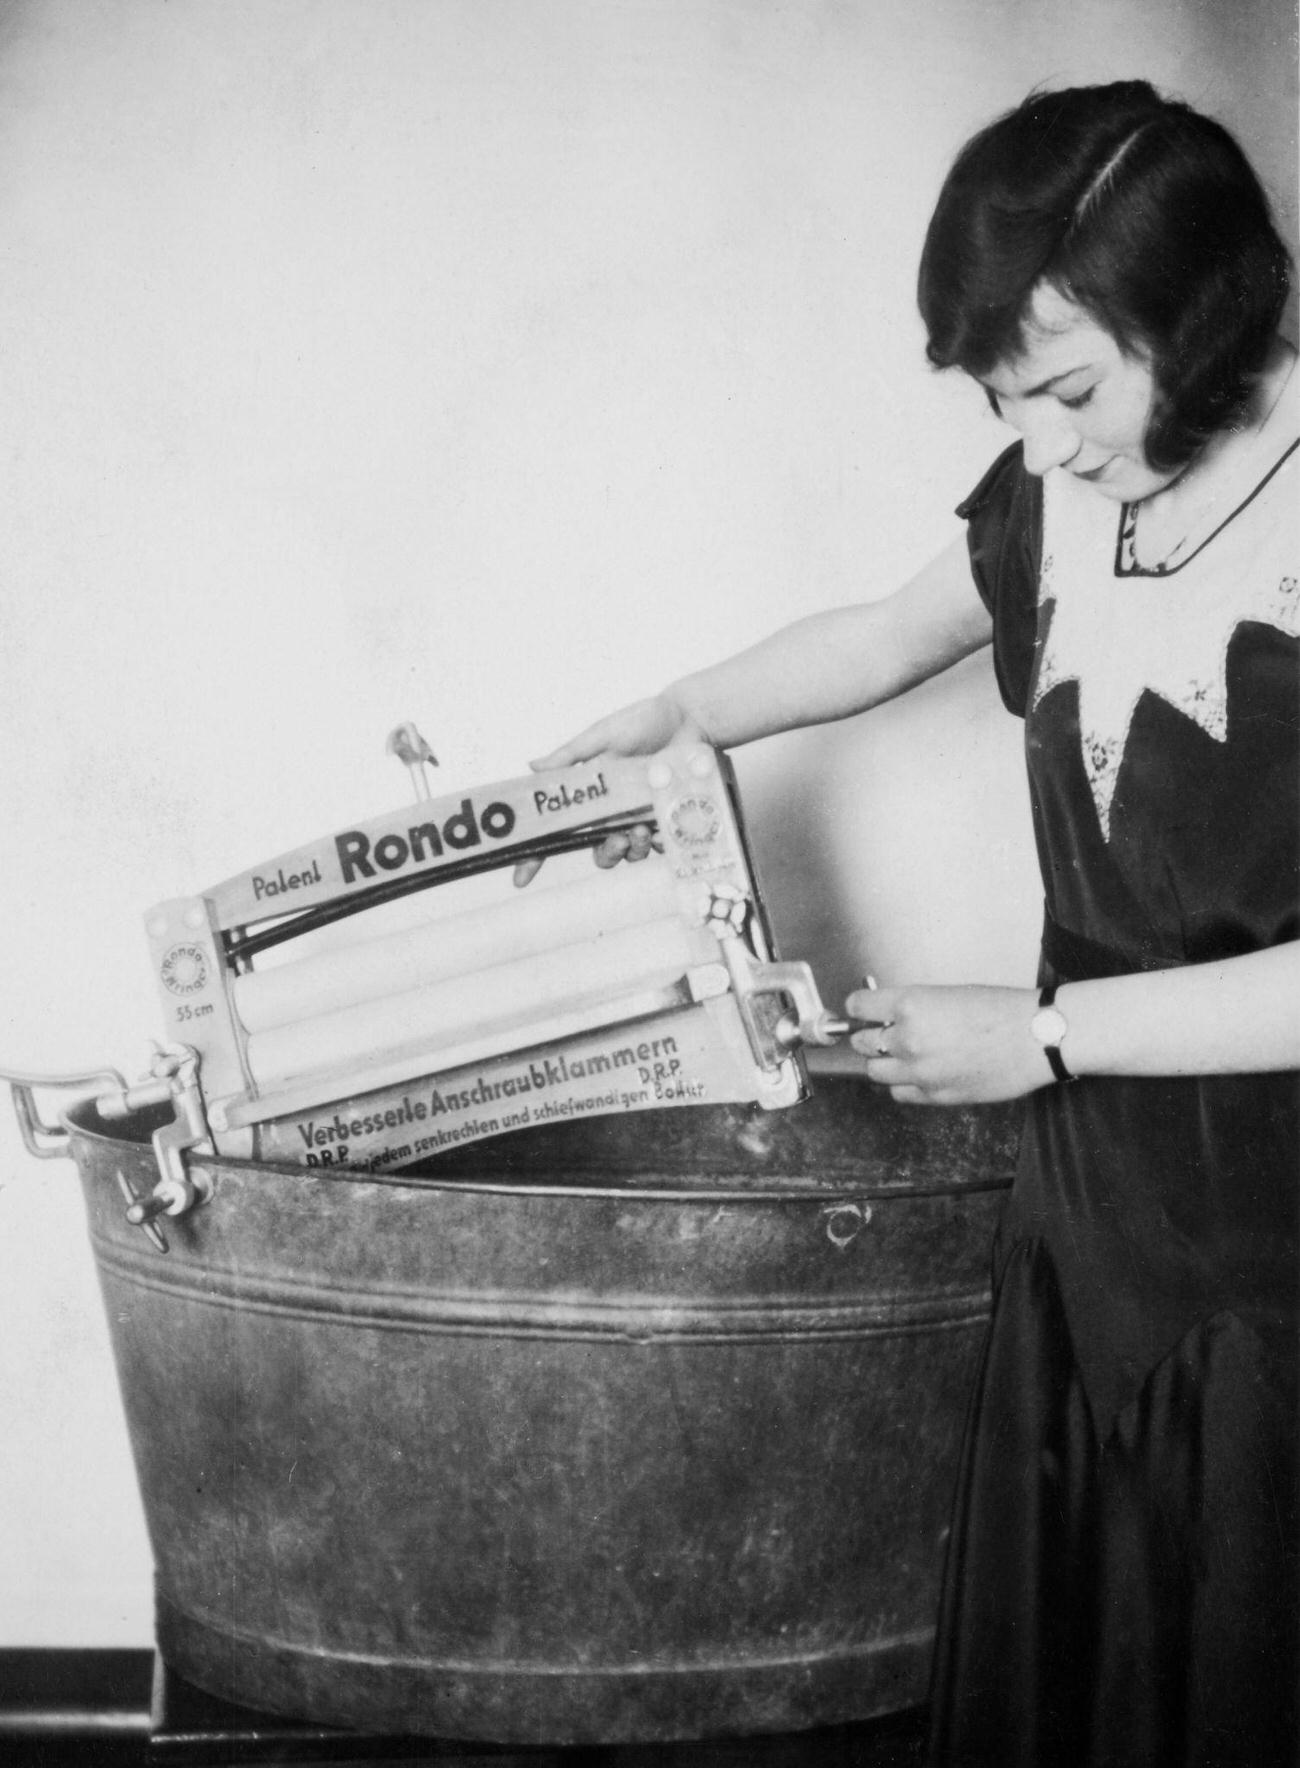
{"left": 525, "top": 84, "right": 1298, "bottom": 1765}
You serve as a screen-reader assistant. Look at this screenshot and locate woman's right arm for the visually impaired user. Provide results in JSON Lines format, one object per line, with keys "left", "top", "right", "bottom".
{"left": 531, "top": 533, "right": 992, "bottom": 767}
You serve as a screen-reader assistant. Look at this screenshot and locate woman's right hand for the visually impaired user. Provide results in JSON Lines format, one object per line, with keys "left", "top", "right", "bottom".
{"left": 514, "top": 695, "right": 706, "bottom": 885}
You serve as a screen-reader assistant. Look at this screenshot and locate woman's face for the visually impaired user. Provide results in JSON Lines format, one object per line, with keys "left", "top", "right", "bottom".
{"left": 980, "top": 284, "right": 1175, "bottom": 504}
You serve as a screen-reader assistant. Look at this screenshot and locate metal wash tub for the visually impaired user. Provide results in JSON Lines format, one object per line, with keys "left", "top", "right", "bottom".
{"left": 31, "top": 1075, "right": 1017, "bottom": 1746}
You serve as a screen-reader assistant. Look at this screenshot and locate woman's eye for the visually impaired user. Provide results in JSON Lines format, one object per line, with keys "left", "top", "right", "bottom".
{"left": 1060, "top": 388, "right": 1095, "bottom": 411}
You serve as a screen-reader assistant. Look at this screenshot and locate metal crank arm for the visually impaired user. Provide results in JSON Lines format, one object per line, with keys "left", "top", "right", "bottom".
{"left": 698, "top": 886, "right": 849, "bottom": 1069}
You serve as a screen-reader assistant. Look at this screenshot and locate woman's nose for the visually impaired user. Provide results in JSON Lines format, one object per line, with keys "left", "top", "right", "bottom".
{"left": 1016, "top": 404, "right": 1079, "bottom": 476}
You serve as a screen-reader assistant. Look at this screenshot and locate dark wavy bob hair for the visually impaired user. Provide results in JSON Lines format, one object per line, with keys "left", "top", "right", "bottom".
{"left": 918, "top": 81, "right": 1293, "bottom": 472}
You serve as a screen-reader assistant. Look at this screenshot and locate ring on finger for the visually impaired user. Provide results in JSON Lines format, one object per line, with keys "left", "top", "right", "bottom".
{"left": 875, "top": 1040, "right": 890, "bottom": 1058}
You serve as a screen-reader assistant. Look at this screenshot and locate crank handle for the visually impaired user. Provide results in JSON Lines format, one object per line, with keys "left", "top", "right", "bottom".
{"left": 387, "top": 722, "right": 438, "bottom": 803}
{"left": 776, "top": 1005, "right": 851, "bottom": 1048}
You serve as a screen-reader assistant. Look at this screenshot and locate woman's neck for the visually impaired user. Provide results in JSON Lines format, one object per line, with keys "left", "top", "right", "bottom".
{"left": 1126, "top": 337, "right": 1296, "bottom": 568}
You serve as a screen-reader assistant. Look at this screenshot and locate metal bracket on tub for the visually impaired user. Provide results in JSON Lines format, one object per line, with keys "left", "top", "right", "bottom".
{"left": 2, "top": 1046, "right": 214, "bottom": 1255}
{"left": 98, "top": 1045, "right": 215, "bottom": 1253}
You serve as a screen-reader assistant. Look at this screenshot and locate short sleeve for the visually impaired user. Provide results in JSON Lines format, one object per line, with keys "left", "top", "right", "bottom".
{"left": 956, "top": 442, "right": 1043, "bottom": 717}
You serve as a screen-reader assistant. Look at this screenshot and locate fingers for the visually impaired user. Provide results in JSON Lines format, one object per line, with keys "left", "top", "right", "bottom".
{"left": 845, "top": 981, "right": 907, "bottom": 1089}
{"left": 844, "top": 984, "right": 899, "bottom": 1031}
{"left": 853, "top": 1038, "right": 932, "bottom": 1105}
{"left": 625, "top": 824, "right": 659, "bottom": 863}
{"left": 849, "top": 1007, "right": 902, "bottom": 1085}
{"left": 593, "top": 833, "right": 629, "bottom": 869}
{"left": 514, "top": 822, "right": 661, "bottom": 886}
{"left": 593, "top": 824, "right": 659, "bottom": 868}
{"left": 529, "top": 724, "right": 609, "bottom": 772}
{"left": 884, "top": 1084, "right": 934, "bottom": 1107}
{"left": 528, "top": 705, "right": 651, "bottom": 771}
{"left": 530, "top": 696, "right": 695, "bottom": 772}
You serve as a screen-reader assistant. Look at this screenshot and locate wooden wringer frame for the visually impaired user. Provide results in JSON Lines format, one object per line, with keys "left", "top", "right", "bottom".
{"left": 133, "top": 724, "right": 845, "bottom": 1203}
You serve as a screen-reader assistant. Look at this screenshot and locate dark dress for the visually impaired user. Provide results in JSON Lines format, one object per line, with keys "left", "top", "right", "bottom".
{"left": 925, "top": 437, "right": 1300, "bottom": 1768}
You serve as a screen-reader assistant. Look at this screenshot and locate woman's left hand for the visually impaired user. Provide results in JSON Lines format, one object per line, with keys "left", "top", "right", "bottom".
{"left": 844, "top": 982, "right": 1054, "bottom": 1105}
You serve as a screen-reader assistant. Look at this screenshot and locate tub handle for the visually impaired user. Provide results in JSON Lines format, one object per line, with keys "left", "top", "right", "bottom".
{"left": 0, "top": 1065, "right": 129, "bottom": 1160}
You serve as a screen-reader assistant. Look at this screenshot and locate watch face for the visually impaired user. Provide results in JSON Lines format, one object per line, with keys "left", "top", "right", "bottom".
{"left": 1031, "top": 1005, "right": 1068, "bottom": 1049}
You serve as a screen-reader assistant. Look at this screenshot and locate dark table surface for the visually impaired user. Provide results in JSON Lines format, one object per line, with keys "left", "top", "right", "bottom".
{"left": 0, "top": 1651, "right": 927, "bottom": 1768}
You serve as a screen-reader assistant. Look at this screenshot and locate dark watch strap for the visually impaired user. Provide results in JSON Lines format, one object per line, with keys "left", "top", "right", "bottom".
{"left": 1039, "top": 982, "right": 1076, "bottom": 1084}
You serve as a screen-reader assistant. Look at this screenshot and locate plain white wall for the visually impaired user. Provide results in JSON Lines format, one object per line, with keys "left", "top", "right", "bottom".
{"left": 1, "top": 0, "right": 1295, "bottom": 1645}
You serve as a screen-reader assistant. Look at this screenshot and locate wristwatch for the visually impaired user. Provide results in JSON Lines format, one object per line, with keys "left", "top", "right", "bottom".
{"left": 1030, "top": 982, "right": 1076, "bottom": 1084}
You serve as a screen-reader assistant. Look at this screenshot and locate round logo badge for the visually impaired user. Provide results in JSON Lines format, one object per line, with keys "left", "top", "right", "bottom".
{"left": 668, "top": 794, "right": 721, "bottom": 847}
{"left": 160, "top": 943, "right": 209, "bottom": 996}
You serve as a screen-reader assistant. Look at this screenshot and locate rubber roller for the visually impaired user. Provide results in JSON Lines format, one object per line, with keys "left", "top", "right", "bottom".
{"left": 234, "top": 860, "right": 681, "bottom": 1035}
{"left": 245, "top": 914, "right": 699, "bottom": 1090}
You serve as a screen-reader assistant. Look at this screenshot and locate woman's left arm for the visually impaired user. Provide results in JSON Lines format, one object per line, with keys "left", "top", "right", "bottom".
{"left": 846, "top": 941, "right": 1300, "bottom": 1105}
